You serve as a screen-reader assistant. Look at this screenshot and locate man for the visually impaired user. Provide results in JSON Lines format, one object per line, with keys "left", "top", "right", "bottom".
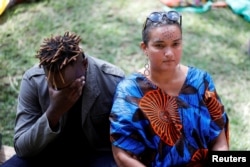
{"left": 1, "top": 31, "right": 124, "bottom": 167}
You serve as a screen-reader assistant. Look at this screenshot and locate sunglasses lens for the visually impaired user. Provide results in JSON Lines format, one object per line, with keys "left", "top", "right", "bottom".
{"left": 167, "top": 11, "right": 180, "bottom": 22}
{"left": 148, "top": 12, "right": 162, "bottom": 22}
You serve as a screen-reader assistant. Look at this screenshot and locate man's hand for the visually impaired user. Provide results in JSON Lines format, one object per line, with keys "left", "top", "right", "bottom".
{"left": 46, "top": 76, "right": 85, "bottom": 129}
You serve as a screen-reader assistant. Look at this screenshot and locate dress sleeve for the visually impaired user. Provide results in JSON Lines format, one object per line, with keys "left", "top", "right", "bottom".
{"left": 109, "top": 78, "right": 148, "bottom": 155}
{"left": 203, "top": 72, "right": 229, "bottom": 145}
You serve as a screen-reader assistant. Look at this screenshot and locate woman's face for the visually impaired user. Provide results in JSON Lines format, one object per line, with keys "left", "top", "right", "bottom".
{"left": 142, "top": 24, "right": 182, "bottom": 72}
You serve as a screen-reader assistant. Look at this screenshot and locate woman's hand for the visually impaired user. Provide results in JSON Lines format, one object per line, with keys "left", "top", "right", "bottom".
{"left": 211, "top": 129, "right": 229, "bottom": 151}
{"left": 112, "top": 145, "right": 146, "bottom": 167}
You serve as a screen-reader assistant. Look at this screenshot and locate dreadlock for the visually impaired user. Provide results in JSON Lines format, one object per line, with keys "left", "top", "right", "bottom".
{"left": 36, "top": 31, "right": 84, "bottom": 85}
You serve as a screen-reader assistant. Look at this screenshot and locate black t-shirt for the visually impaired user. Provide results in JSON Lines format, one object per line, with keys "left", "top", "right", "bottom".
{"left": 35, "top": 96, "right": 91, "bottom": 161}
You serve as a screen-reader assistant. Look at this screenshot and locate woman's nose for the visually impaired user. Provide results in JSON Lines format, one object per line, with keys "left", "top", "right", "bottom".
{"left": 164, "top": 47, "right": 173, "bottom": 57}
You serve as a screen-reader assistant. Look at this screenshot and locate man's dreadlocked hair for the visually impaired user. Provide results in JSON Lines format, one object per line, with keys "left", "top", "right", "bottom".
{"left": 36, "top": 31, "right": 84, "bottom": 85}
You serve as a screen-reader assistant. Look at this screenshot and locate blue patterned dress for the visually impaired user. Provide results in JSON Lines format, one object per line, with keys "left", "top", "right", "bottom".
{"left": 110, "top": 66, "right": 229, "bottom": 167}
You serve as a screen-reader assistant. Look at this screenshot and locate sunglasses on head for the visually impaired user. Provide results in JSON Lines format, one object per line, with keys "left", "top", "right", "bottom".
{"left": 143, "top": 11, "right": 182, "bottom": 31}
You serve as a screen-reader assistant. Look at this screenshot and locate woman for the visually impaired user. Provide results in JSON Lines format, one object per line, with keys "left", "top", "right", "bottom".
{"left": 109, "top": 11, "right": 229, "bottom": 167}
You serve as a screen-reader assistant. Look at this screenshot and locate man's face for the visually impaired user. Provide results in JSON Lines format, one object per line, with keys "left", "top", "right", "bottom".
{"left": 46, "top": 56, "right": 86, "bottom": 90}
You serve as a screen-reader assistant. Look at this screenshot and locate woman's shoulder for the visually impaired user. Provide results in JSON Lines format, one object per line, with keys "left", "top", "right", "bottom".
{"left": 117, "top": 72, "right": 147, "bottom": 88}
{"left": 187, "top": 66, "right": 212, "bottom": 78}
{"left": 125, "top": 72, "right": 150, "bottom": 82}
{"left": 119, "top": 72, "right": 143, "bottom": 83}
{"left": 186, "top": 66, "right": 214, "bottom": 86}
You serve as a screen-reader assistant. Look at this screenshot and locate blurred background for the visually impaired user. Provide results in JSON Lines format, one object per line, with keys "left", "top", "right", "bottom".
{"left": 0, "top": 0, "right": 250, "bottom": 150}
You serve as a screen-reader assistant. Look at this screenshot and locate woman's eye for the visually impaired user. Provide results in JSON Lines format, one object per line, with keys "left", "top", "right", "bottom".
{"left": 155, "top": 44, "right": 164, "bottom": 48}
{"left": 172, "top": 42, "right": 180, "bottom": 47}
{"left": 174, "top": 41, "right": 182, "bottom": 46}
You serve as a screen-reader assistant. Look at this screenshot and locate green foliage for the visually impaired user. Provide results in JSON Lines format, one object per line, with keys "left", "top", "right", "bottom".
{"left": 0, "top": 0, "right": 249, "bottom": 150}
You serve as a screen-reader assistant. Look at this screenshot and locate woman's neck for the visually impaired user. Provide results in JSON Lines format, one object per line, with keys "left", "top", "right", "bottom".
{"left": 149, "top": 64, "right": 183, "bottom": 85}
{"left": 148, "top": 64, "right": 188, "bottom": 96}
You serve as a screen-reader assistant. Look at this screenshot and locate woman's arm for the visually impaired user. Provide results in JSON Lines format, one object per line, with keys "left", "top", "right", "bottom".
{"left": 112, "top": 145, "right": 146, "bottom": 167}
{"left": 211, "top": 129, "right": 229, "bottom": 151}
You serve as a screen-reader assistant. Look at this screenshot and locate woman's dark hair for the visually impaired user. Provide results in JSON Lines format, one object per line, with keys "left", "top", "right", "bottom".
{"left": 142, "top": 15, "right": 182, "bottom": 45}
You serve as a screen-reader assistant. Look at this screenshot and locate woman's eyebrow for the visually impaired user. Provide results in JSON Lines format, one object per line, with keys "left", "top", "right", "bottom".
{"left": 173, "top": 37, "right": 182, "bottom": 41}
